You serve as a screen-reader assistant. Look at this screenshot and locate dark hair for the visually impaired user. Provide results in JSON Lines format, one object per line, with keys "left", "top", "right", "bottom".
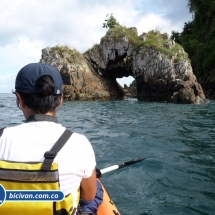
{"left": 14, "top": 75, "right": 62, "bottom": 114}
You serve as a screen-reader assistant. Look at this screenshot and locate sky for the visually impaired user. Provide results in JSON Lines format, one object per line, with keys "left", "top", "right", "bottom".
{"left": 0, "top": 0, "right": 192, "bottom": 93}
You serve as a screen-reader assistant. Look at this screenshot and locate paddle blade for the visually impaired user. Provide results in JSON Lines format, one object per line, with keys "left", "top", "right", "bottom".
{"left": 97, "top": 155, "right": 153, "bottom": 178}
{"left": 118, "top": 156, "right": 151, "bottom": 169}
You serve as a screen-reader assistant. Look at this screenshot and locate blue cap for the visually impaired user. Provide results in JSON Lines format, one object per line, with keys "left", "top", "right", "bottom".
{"left": 15, "top": 63, "right": 63, "bottom": 94}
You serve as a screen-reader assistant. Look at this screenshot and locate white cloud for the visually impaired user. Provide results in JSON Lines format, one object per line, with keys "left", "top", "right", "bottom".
{"left": 0, "top": 37, "right": 44, "bottom": 92}
{"left": 0, "top": 0, "right": 191, "bottom": 92}
{"left": 0, "top": 37, "right": 44, "bottom": 66}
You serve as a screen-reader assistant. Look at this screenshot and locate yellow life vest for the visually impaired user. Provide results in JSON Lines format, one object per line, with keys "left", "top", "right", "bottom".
{"left": 0, "top": 129, "right": 80, "bottom": 215}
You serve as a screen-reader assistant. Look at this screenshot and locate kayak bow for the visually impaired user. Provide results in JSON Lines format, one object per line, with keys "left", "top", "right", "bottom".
{"left": 97, "top": 156, "right": 152, "bottom": 214}
{"left": 97, "top": 179, "right": 120, "bottom": 215}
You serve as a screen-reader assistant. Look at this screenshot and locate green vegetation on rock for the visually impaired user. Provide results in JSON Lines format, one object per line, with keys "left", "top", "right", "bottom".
{"left": 101, "top": 26, "right": 189, "bottom": 63}
{"left": 101, "top": 25, "right": 140, "bottom": 46}
{"left": 103, "top": 13, "right": 120, "bottom": 29}
{"left": 142, "top": 30, "right": 189, "bottom": 63}
{"left": 52, "top": 45, "right": 70, "bottom": 54}
{"left": 51, "top": 46, "right": 81, "bottom": 63}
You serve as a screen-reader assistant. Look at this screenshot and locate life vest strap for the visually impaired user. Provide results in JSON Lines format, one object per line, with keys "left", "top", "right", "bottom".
{"left": 41, "top": 129, "right": 73, "bottom": 170}
{"left": 0, "top": 127, "right": 5, "bottom": 137}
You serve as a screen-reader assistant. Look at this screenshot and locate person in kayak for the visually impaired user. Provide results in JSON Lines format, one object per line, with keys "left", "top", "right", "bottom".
{"left": 0, "top": 63, "right": 103, "bottom": 215}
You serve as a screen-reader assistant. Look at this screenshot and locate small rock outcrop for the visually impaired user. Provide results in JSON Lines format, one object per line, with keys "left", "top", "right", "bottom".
{"left": 123, "top": 86, "right": 137, "bottom": 99}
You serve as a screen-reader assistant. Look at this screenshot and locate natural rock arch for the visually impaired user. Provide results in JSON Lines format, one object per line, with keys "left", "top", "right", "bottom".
{"left": 84, "top": 27, "right": 205, "bottom": 104}
{"left": 40, "top": 26, "right": 205, "bottom": 104}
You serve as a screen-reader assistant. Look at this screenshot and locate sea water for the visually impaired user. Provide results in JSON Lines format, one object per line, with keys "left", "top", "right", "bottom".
{"left": 0, "top": 93, "right": 215, "bottom": 215}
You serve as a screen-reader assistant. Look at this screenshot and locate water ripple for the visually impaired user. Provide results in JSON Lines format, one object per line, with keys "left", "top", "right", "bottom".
{"left": 1, "top": 94, "right": 215, "bottom": 215}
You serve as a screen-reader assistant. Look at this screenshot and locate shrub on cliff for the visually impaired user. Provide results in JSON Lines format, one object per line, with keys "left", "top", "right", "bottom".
{"left": 103, "top": 13, "right": 120, "bottom": 29}
{"left": 101, "top": 25, "right": 141, "bottom": 46}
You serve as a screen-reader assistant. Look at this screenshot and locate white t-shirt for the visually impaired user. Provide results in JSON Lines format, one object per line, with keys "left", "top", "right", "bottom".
{"left": 0, "top": 119, "right": 96, "bottom": 196}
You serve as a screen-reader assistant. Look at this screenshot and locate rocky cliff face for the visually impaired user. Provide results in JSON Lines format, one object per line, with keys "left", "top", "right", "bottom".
{"left": 40, "top": 26, "right": 206, "bottom": 104}
{"left": 132, "top": 47, "right": 205, "bottom": 103}
{"left": 40, "top": 47, "right": 123, "bottom": 101}
{"left": 85, "top": 27, "right": 206, "bottom": 104}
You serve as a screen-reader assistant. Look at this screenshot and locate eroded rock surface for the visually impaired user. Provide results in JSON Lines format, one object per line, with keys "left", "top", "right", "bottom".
{"left": 85, "top": 27, "right": 205, "bottom": 104}
{"left": 40, "top": 26, "right": 206, "bottom": 104}
{"left": 40, "top": 47, "right": 123, "bottom": 101}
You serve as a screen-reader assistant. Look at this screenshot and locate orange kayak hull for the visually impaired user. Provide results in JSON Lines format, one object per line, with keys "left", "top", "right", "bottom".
{"left": 97, "top": 180, "right": 120, "bottom": 215}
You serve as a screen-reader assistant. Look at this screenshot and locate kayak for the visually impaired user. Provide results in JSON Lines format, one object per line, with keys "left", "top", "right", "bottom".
{"left": 97, "top": 180, "right": 120, "bottom": 215}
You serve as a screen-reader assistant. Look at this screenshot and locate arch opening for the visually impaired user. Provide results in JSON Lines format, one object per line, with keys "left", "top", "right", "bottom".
{"left": 116, "top": 76, "right": 135, "bottom": 88}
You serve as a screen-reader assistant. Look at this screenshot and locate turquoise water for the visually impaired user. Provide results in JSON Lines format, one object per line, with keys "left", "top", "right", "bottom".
{"left": 0, "top": 93, "right": 215, "bottom": 215}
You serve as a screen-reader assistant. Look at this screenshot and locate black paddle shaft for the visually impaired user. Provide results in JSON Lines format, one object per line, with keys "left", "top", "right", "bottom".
{"left": 96, "top": 155, "right": 153, "bottom": 178}
{"left": 118, "top": 157, "right": 149, "bottom": 169}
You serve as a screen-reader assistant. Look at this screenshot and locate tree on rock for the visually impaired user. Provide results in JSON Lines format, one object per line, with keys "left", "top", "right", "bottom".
{"left": 103, "top": 13, "right": 120, "bottom": 29}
